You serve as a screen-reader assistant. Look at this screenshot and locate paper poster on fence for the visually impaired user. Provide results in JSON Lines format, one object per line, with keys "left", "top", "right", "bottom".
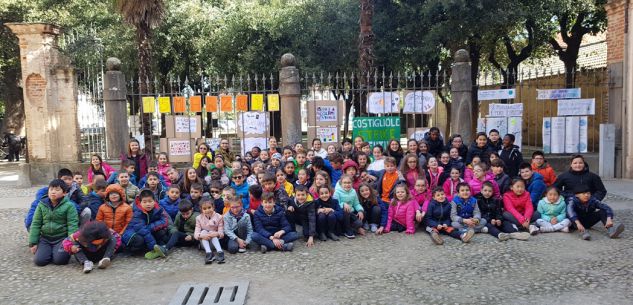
{"left": 477, "top": 89, "right": 516, "bottom": 101}
{"left": 158, "top": 97, "right": 171, "bottom": 113}
{"left": 169, "top": 140, "right": 191, "bottom": 156}
{"left": 205, "top": 138, "right": 221, "bottom": 151}
{"left": 241, "top": 137, "right": 268, "bottom": 155}
{"left": 403, "top": 91, "right": 435, "bottom": 113}
{"left": 190, "top": 96, "right": 202, "bottom": 112}
{"left": 353, "top": 116, "right": 400, "bottom": 147}
{"left": 557, "top": 99, "right": 595, "bottom": 116}
{"left": 237, "top": 112, "right": 268, "bottom": 136}
{"left": 367, "top": 92, "right": 400, "bottom": 114}
{"left": 267, "top": 94, "right": 280, "bottom": 112}
{"left": 488, "top": 103, "right": 523, "bottom": 117}
{"left": 316, "top": 127, "right": 338, "bottom": 143}
{"left": 508, "top": 117, "right": 522, "bottom": 150}
{"left": 174, "top": 116, "right": 198, "bottom": 133}
{"left": 142, "top": 96, "right": 156, "bottom": 113}
{"left": 316, "top": 106, "right": 337, "bottom": 122}
{"left": 206, "top": 96, "right": 218, "bottom": 112}
{"left": 542, "top": 116, "right": 587, "bottom": 153}
{"left": 251, "top": 94, "right": 264, "bottom": 111}
{"left": 565, "top": 116, "right": 588, "bottom": 153}
{"left": 537, "top": 88, "right": 581, "bottom": 100}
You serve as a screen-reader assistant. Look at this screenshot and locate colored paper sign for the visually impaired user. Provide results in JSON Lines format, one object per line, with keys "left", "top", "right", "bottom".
{"left": 175, "top": 116, "right": 198, "bottom": 133}
{"left": 367, "top": 92, "right": 400, "bottom": 114}
{"left": 352, "top": 116, "right": 400, "bottom": 148}
{"left": 477, "top": 89, "right": 516, "bottom": 101}
{"left": 205, "top": 96, "right": 218, "bottom": 112}
{"left": 403, "top": 91, "right": 435, "bottom": 113}
{"left": 267, "top": 94, "right": 280, "bottom": 112}
{"left": 220, "top": 95, "right": 233, "bottom": 112}
{"left": 169, "top": 140, "right": 191, "bottom": 156}
{"left": 537, "top": 88, "right": 581, "bottom": 100}
{"left": 158, "top": 96, "right": 171, "bottom": 113}
{"left": 189, "top": 96, "right": 202, "bottom": 112}
{"left": 236, "top": 94, "right": 248, "bottom": 111}
{"left": 316, "top": 106, "right": 337, "bottom": 122}
{"left": 488, "top": 103, "right": 523, "bottom": 117}
{"left": 173, "top": 96, "right": 186, "bottom": 113}
{"left": 557, "top": 98, "right": 595, "bottom": 116}
{"left": 542, "top": 116, "right": 588, "bottom": 153}
{"left": 316, "top": 127, "right": 338, "bottom": 143}
{"left": 142, "top": 96, "right": 156, "bottom": 113}
{"left": 251, "top": 94, "right": 264, "bottom": 111}
{"left": 240, "top": 137, "right": 268, "bottom": 156}
{"left": 237, "top": 111, "right": 268, "bottom": 135}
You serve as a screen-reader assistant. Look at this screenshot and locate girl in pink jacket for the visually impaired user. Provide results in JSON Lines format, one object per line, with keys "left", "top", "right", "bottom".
{"left": 157, "top": 152, "right": 171, "bottom": 186}
{"left": 468, "top": 164, "right": 500, "bottom": 198}
{"left": 385, "top": 184, "right": 417, "bottom": 234}
{"left": 502, "top": 178, "right": 540, "bottom": 235}
{"left": 87, "top": 154, "right": 115, "bottom": 183}
{"left": 195, "top": 200, "right": 225, "bottom": 264}
{"left": 442, "top": 167, "right": 464, "bottom": 202}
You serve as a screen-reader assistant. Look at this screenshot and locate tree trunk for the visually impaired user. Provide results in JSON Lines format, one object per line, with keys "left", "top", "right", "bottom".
{"left": 469, "top": 42, "right": 481, "bottom": 135}
{"left": 358, "top": 0, "right": 374, "bottom": 117}
{"left": 136, "top": 23, "right": 154, "bottom": 156}
{"left": 0, "top": 68, "right": 25, "bottom": 136}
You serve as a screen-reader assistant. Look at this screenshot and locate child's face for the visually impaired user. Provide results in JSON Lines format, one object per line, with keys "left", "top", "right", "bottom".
{"left": 502, "top": 136, "right": 512, "bottom": 147}
{"left": 257, "top": 173, "right": 266, "bottom": 184}
{"left": 355, "top": 137, "right": 363, "bottom": 148}
{"left": 158, "top": 154, "right": 167, "bottom": 164}
{"left": 491, "top": 166, "right": 503, "bottom": 175}
{"left": 450, "top": 169, "right": 460, "bottom": 180}
{"left": 313, "top": 140, "right": 322, "bottom": 150}
{"left": 359, "top": 186, "right": 371, "bottom": 199}
{"left": 296, "top": 154, "right": 306, "bottom": 165}
{"left": 451, "top": 137, "right": 463, "bottom": 148}
{"left": 473, "top": 167, "right": 485, "bottom": 179}
{"left": 419, "top": 143, "right": 428, "bottom": 153}
{"left": 306, "top": 151, "right": 314, "bottom": 160}
{"left": 384, "top": 162, "right": 396, "bottom": 173}
{"left": 210, "top": 188, "right": 221, "bottom": 197}
{"left": 126, "top": 166, "right": 135, "bottom": 174}
{"left": 342, "top": 142, "right": 353, "bottom": 152}
{"left": 408, "top": 141, "right": 418, "bottom": 153}
{"left": 372, "top": 147, "right": 382, "bottom": 158}
{"left": 253, "top": 164, "right": 263, "bottom": 174}
{"left": 298, "top": 171, "right": 307, "bottom": 182}
{"left": 229, "top": 202, "right": 243, "bottom": 214}
{"left": 314, "top": 175, "right": 326, "bottom": 187}
{"left": 283, "top": 149, "right": 293, "bottom": 160}
{"left": 91, "top": 156, "right": 101, "bottom": 166}
{"left": 129, "top": 141, "right": 139, "bottom": 153}
{"left": 263, "top": 180, "right": 275, "bottom": 191}
{"left": 362, "top": 145, "right": 371, "bottom": 154}
{"left": 187, "top": 169, "right": 197, "bottom": 180}
{"left": 476, "top": 135, "right": 488, "bottom": 148}
{"left": 511, "top": 182, "right": 525, "bottom": 195}
{"left": 489, "top": 132, "right": 500, "bottom": 142}
{"left": 168, "top": 188, "right": 180, "bottom": 200}
{"left": 73, "top": 175, "right": 83, "bottom": 186}
{"left": 481, "top": 186, "right": 493, "bottom": 198}
{"left": 546, "top": 189, "right": 559, "bottom": 203}
{"left": 190, "top": 189, "right": 202, "bottom": 199}
{"left": 215, "top": 158, "right": 225, "bottom": 169}
{"left": 390, "top": 141, "right": 400, "bottom": 151}
{"left": 427, "top": 158, "right": 438, "bottom": 169}
{"left": 232, "top": 174, "right": 245, "bottom": 185}
{"left": 433, "top": 191, "right": 446, "bottom": 202}
{"left": 181, "top": 209, "right": 193, "bottom": 219}
{"left": 108, "top": 192, "right": 121, "bottom": 202}
{"left": 395, "top": 187, "right": 407, "bottom": 201}
{"left": 48, "top": 186, "right": 66, "bottom": 202}
{"left": 140, "top": 197, "right": 154, "bottom": 211}
{"left": 245, "top": 154, "right": 253, "bottom": 162}
{"left": 345, "top": 167, "right": 357, "bottom": 177}
{"left": 471, "top": 157, "right": 481, "bottom": 166}
{"left": 61, "top": 175, "right": 73, "bottom": 187}
{"left": 414, "top": 180, "right": 426, "bottom": 193}
{"left": 148, "top": 166, "right": 158, "bottom": 173}
{"left": 327, "top": 145, "right": 337, "bottom": 154}
{"left": 490, "top": 154, "right": 498, "bottom": 161}
{"left": 119, "top": 173, "right": 129, "bottom": 185}
{"left": 222, "top": 190, "right": 234, "bottom": 201}
{"left": 232, "top": 162, "right": 241, "bottom": 171}
{"left": 575, "top": 191, "right": 591, "bottom": 203}
{"left": 295, "top": 191, "right": 307, "bottom": 203}
{"left": 260, "top": 151, "right": 269, "bottom": 161}
{"left": 406, "top": 157, "right": 417, "bottom": 169}
{"left": 358, "top": 155, "right": 368, "bottom": 166}
{"left": 341, "top": 178, "right": 352, "bottom": 191}
{"left": 200, "top": 158, "right": 209, "bottom": 168}
{"left": 458, "top": 186, "right": 471, "bottom": 199}
{"left": 271, "top": 158, "right": 280, "bottom": 167}
{"left": 201, "top": 203, "right": 215, "bottom": 216}
{"left": 262, "top": 199, "right": 275, "bottom": 213}
{"left": 449, "top": 149, "right": 459, "bottom": 159}
{"left": 167, "top": 169, "right": 178, "bottom": 181}
{"left": 210, "top": 170, "right": 221, "bottom": 180}
{"left": 440, "top": 154, "right": 449, "bottom": 164}
{"left": 532, "top": 155, "right": 545, "bottom": 166}
{"left": 519, "top": 168, "right": 533, "bottom": 180}
{"left": 284, "top": 164, "right": 295, "bottom": 175}
{"left": 318, "top": 188, "right": 331, "bottom": 201}
{"left": 198, "top": 145, "right": 209, "bottom": 154}
{"left": 147, "top": 176, "right": 159, "bottom": 187}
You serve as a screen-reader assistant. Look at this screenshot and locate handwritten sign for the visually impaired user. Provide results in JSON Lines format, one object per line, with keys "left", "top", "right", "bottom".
{"left": 316, "top": 106, "right": 337, "bottom": 122}
{"left": 169, "top": 140, "right": 191, "bottom": 156}
{"left": 189, "top": 96, "right": 202, "bottom": 112}
{"left": 237, "top": 112, "right": 269, "bottom": 135}
{"left": 205, "top": 96, "right": 218, "bottom": 112}
{"left": 478, "top": 117, "right": 522, "bottom": 149}
{"left": 220, "top": 95, "right": 233, "bottom": 112}
{"left": 478, "top": 89, "right": 516, "bottom": 101}
{"left": 488, "top": 103, "right": 523, "bottom": 117}
{"left": 267, "top": 94, "right": 280, "bottom": 111}
{"left": 251, "top": 94, "right": 264, "bottom": 111}
{"left": 367, "top": 92, "right": 400, "bottom": 114}
{"left": 142, "top": 96, "right": 155, "bottom": 113}
{"left": 205, "top": 138, "right": 221, "bottom": 150}
{"left": 241, "top": 137, "right": 268, "bottom": 155}
{"left": 557, "top": 98, "right": 595, "bottom": 116}
{"left": 236, "top": 94, "right": 248, "bottom": 111}
{"left": 175, "top": 116, "right": 198, "bottom": 133}
{"left": 403, "top": 91, "right": 435, "bottom": 113}
{"left": 316, "top": 127, "right": 338, "bottom": 143}
{"left": 537, "top": 88, "right": 581, "bottom": 100}
{"left": 158, "top": 97, "right": 171, "bottom": 113}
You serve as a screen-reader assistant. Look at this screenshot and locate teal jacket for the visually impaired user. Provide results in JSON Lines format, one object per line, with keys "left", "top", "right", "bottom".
{"left": 333, "top": 183, "right": 364, "bottom": 213}
{"left": 28, "top": 196, "right": 79, "bottom": 246}
{"left": 537, "top": 196, "right": 567, "bottom": 222}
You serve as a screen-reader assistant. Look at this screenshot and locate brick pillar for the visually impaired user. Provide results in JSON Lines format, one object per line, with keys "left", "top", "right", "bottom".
{"left": 450, "top": 49, "right": 473, "bottom": 144}
{"left": 278, "top": 53, "right": 302, "bottom": 146}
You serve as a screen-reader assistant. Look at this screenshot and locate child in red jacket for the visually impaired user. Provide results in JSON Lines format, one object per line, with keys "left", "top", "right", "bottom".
{"left": 502, "top": 179, "right": 541, "bottom": 235}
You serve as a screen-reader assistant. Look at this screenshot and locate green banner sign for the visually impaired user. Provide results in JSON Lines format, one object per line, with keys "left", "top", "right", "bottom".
{"left": 352, "top": 116, "right": 401, "bottom": 148}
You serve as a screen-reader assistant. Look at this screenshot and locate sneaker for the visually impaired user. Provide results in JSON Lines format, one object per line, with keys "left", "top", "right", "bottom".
{"left": 608, "top": 223, "right": 625, "bottom": 239}
{"left": 481, "top": 226, "right": 488, "bottom": 233}
{"left": 154, "top": 244, "right": 167, "bottom": 258}
{"left": 370, "top": 224, "right": 378, "bottom": 233}
{"left": 430, "top": 231, "right": 444, "bottom": 245}
{"left": 318, "top": 233, "right": 327, "bottom": 241}
{"left": 582, "top": 232, "right": 591, "bottom": 240}
{"left": 98, "top": 257, "right": 111, "bottom": 269}
{"left": 561, "top": 226, "right": 570, "bottom": 233}
{"left": 260, "top": 245, "right": 268, "bottom": 254}
{"left": 204, "top": 252, "right": 213, "bottom": 264}
{"left": 238, "top": 248, "right": 247, "bottom": 253}
{"left": 327, "top": 232, "right": 340, "bottom": 241}
{"left": 461, "top": 229, "right": 475, "bottom": 243}
{"left": 498, "top": 233, "right": 510, "bottom": 241}
{"left": 362, "top": 222, "right": 370, "bottom": 231}
{"left": 283, "top": 242, "right": 294, "bottom": 252}
{"left": 509, "top": 232, "right": 530, "bottom": 240}
{"left": 344, "top": 232, "right": 356, "bottom": 239}
{"left": 144, "top": 249, "right": 162, "bottom": 260}
{"left": 529, "top": 225, "right": 539, "bottom": 235}
{"left": 216, "top": 251, "right": 225, "bottom": 264}
{"left": 83, "top": 261, "right": 94, "bottom": 273}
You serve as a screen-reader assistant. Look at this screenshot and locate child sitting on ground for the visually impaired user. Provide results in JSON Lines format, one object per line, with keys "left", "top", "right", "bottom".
{"left": 117, "top": 171, "right": 139, "bottom": 204}
{"left": 223, "top": 199, "right": 253, "bottom": 254}
{"left": 195, "top": 199, "right": 225, "bottom": 264}
{"left": 315, "top": 185, "right": 341, "bottom": 241}
{"left": 412, "top": 178, "right": 431, "bottom": 224}
{"left": 476, "top": 182, "right": 528, "bottom": 241}
{"left": 107, "top": 160, "right": 137, "bottom": 186}
{"left": 96, "top": 184, "right": 133, "bottom": 236}
{"left": 143, "top": 172, "right": 166, "bottom": 201}
{"left": 286, "top": 185, "right": 316, "bottom": 247}
{"left": 209, "top": 181, "right": 225, "bottom": 214}
{"left": 425, "top": 187, "right": 475, "bottom": 245}
{"left": 503, "top": 179, "right": 541, "bottom": 235}
{"left": 536, "top": 186, "right": 571, "bottom": 233}
{"left": 166, "top": 200, "right": 199, "bottom": 250}
{"left": 567, "top": 185, "right": 625, "bottom": 240}
{"left": 252, "top": 192, "right": 298, "bottom": 252}
{"left": 187, "top": 183, "right": 206, "bottom": 213}
{"left": 63, "top": 221, "right": 120, "bottom": 273}
{"left": 385, "top": 184, "right": 417, "bottom": 234}
{"left": 261, "top": 172, "right": 290, "bottom": 208}
{"left": 357, "top": 182, "right": 388, "bottom": 234}
{"left": 334, "top": 174, "right": 365, "bottom": 238}
{"left": 450, "top": 183, "right": 486, "bottom": 234}
{"left": 121, "top": 189, "right": 171, "bottom": 259}
{"left": 86, "top": 179, "right": 108, "bottom": 221}
{"left": 159, "top": 185, "right": 182, "bottom": 221}
{"left": 442, "top": 167, "right": 463, "bottom": 202}
{"left": 276, "top": 169, "right": 295, "bottom": 197}
{"left": 29, "top": 179, "right": 79, "bottom": 266}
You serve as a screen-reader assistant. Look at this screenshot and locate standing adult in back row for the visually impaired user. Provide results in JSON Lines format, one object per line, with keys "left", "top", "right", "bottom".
{"left": 120, "top": 139, "right": 148, "bottom": 180}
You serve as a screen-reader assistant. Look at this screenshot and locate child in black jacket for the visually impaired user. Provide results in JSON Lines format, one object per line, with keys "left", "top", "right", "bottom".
{"left": 286, "top": 185, "right": 316, "bottom": 247}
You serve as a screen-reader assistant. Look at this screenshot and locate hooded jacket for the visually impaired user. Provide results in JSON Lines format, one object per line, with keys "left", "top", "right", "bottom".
{"left": 385, "top": 199, "right": 417, "bottom": 234}
{"left": 159, "top": 196, "right": 182, "bottom": 220}
{"left": 333, "top": 182, "right": 364, "bottom": 213}
{"left": 28, "top": 196, "right": 79, "bottom": 246}
{"left": 121, "top": 198, "right": 172, "bottom": 245}
{"left": 423, "top": 132, "right": 445, "bottom": 156}
{"left": 252, "top": 205, "right": 292, "bottom": 239}
{"left": 24, "top": 184, "right": 85, "bottom": 230}
{"left": 425, "top": 199, "right": 452, "bottom": 228}
{"left": 443, "top": 177, "right": 464, "bottom": 202}
{"left": 96, "top": 198, "right": 133, "bottom": 236}
{"left": 475, "top": 193, "right": 504, "bottom": 221}
{"left": 537, "top": 196, "right": 567, "bottom": 223}
{"left": 62, "top": 229, "right": 121, "bottom": 255}
{"left": 231, "top": 181, "right": 251, "bottom": 209}
{"left": 567, "top": 196, "right": 614, "bottom": 223}
{"left": 554, "top": 164, "right": 607, "bottom": 201}
{"left": 85, "top": 191, "right": 105, "bottom": 221}
{"left": 525, "top": 172, "right": 547, "bottom": 208}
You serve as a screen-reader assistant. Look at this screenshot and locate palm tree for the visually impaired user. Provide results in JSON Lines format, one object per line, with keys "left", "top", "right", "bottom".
{"left": 115, "top": 0, "right": 165, "bottom": 154}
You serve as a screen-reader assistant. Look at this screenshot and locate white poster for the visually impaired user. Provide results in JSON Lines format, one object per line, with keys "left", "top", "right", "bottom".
{"left": 175, "top": 116, "right": 197, "bottom": 133}
{"left": 134, "top": 134, "right": 145, "bottom": 149}
{"left": 403, "top": 91, "right": 435, "bottom": 113}
{"left": 543, "top": 116, "right": 587, "bottom": 153}
{"left": 204, "top": 138, "right": 221, "bottom": 150}
{"left": 316, "top": 127, "right": 338, "bottom": 143}
{"left": 169, "top": 140, "right": 191, "bottom": 156}
{"left": 478, "top": 89, "right": 516, "bottom": 101}
{"left": 316, "top": 106, "right": 337, "bottom": 122}
{"left": 550, "top": 117, "right": 567, "bottom": 153}
{"left": 565, "top": 116, "right": 589, "bottom": 153}
{"left": 508, "top": 117, "right": 522, "bottom": 150}
{"left": 237, "top": 112, "right": 269, "bottom": 135}
{"left": 367, "top": 92, "right": 400, "bottom": 114}
{"left": 557, "top": 99, "right": 595, "bottom": 116}
{"left": 537, "top": 88, "right": 581, "bottom": 100}
{"left": 542, "top": 118, "right": 552, "bottom": 154}
{"left": 488, "top": 103, "right": 523, "bottom": 117}
{"left": 408, "top": 129, "right": 428, "bottom": 142}
{"left": 241, "top": 137, "right": 268, "bottom": 155}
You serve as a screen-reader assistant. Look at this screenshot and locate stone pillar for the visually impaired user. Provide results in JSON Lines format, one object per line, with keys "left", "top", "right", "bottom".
{"left": 7, "top": 23, "right": 81, "bottom": 184}
{"left": 278, "top": 53, "right": 301, "bottom": 146}
{"left": 103, "top": 57, "right": 129, "bottom": 159}
{"left": 450, "top": 49, "right": 473, "bottom": 144}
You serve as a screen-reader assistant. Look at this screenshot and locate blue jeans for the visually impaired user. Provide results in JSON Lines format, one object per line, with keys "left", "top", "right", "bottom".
{"left": 252, "top": 231, "right": 299, "bottom": 251}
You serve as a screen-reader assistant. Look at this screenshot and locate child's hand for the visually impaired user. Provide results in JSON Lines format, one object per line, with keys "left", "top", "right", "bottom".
{"left": 71, "top": 245, "right": 80, "bottom": 254}
{"left": 317, "top": 208, "right": 324, "bottom": 214}
{"left": 576, "top": 223, "right": 586, "bottom": 232}
{"left": 273, "top": 230, "right": 285, "bottom": 239}
{"left": 463, "top": 219, "right": 474, "bottom": 227}
{"left": 375, "top": 226, "right": 384, "bottom": 235}
{"left": 605, "top": 217, "right": 613, "bottom": 228}
{"left": 415, "top": 211, "right": 424, "bottom": 223}
{"left": 287, "top": 206, "right": 295, "bottom": 212}
{"left": 550, "top": 218, "right": 558, "bottom": 225}
{"left": 522, "top": 220, "right": 530, "bottom": 229}
{"left": 237, "top": 238, "right": 246, "bottom": 248}
{"left": 185, "top": 235, "right": 193, "bottom": 241}
{"left": 272, "top": 238, "right": 284, "bottom": 249}
{"left": 30, "top": 245, "right": 37, "bottom": 254}
{"left": 343, "top": 204, "right": 352, "bottom": 213}
{"left": 357, "top": 212, "right": 364, "bottom": 221}
{"left": 306, "top": 236, "right": 314, "bottom": 248}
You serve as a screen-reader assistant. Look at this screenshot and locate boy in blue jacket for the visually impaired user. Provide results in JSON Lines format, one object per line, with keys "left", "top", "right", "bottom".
{"left": 568, "top": 185, "right": 625, "bottom": 240}
{"left": 519, "top": 163, "right": 546, "bottom": 209}
{"left": 122, "top": 189, "right": 172, "bottom": 259}
{"left": 252, "top": 192, "right": 298, "bottom": 253}
{"left": 85, "top": 179, "right": 108, "bottom": 221}
{"left": 425, "top": 187, "right": 475, "bottom": 245}
{"left": 230, "top": 171, "right": 250, "bottom": 210}
{"left": 159, "top": 185, "right": 182, "bottom": 221}
{"left": 137, "top": 160, "right": 167, "bottom": 188}
{"left": 106, "top": 160, "right": 137, "bottom": 186}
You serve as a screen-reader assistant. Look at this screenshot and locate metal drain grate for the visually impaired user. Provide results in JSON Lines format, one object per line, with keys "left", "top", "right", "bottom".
{"left": 169, "top": 281, "right": 249, "bottom": 305}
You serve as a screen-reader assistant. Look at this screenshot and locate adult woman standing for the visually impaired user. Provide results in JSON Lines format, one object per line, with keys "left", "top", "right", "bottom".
{"left": 120, "top": 139, "right": 148, "bottom": 181}
{"left": 554, "top": 155, "right": 607, "bottom": 200}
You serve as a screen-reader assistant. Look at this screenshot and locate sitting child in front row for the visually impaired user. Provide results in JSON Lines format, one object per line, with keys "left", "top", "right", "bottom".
{"left": 252, "top": 192, "right": 298, "bottom": 253}
{"left": 450, "top": 183, "right": 485, "bottom": 234}
{"left": 223, "top": 199, "right": 253, "bottom": 254}
{"left": 315, "top": 186, "right": 341, "bottom": 241}
{"left": 358, "top": 182, "right": 388, "bottom": 235}
{"left": 195, "top": 199, "right": 225, "bottom": 264}
{"left": 286, "top": 185, "right": 316, "bottom": 247}
{"left": 166, "top": 200, "right": 199, "bottom": 251}
{"left": 425, "top": 187, "right": 475, "bottom": 245}
{"left": 536, "top": 186, "right": 571, "bottom": 233}
{"left": 503, "top": 179, "right": 540, "bottom": 235}
{"left": 63, "top": 221, "right": 121, "bottom": 273}
{"left": 121, "top": 189, "right": 171, "bottom": 259}
{"left": 567, "top": 185, "right": 625, "bottom": 240}
{"left": 334, "top": 174, "right": 365, "bottom": 238}
{"left": 385, "top": 184, "right": 417, "bottom": 234}
{"left": 476, "top": 182, "right": 529, "bottom": 241}
{"left": 160, "top": 185, "right": 182, "bottom": 221}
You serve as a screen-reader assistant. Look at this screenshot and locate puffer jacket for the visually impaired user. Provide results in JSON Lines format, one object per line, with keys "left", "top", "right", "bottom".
{"left": 532, "top": 162, "right": 557, "bottom": 186}
{"left": 525, "top": 172, "right": 547, "bottom": 208}
{"left": 498, "top": 145, "right": 523, "bottom": 177}
{"left": 425, "top": 199, "right": 452, "bottom": 228}
{"left": 385, "top": 199, "right": 417, "bottom": 234}
{"left": 28, "top": 197, "right": 79, "bottom": 246}
{"left": 333, "top": 182, "right": 363, "bottom": 213}
{"left": 537, "top": 196, "right": 567, "bottom": 223}
{"left": 554, "top": 164, "right": 607, "bottom": 201}
{"left": 171, "top": 211, "right": 200, "bottom": 237}
{"left": 252, "top": 205, "right": 292, "bottom": 239}
{"left": 121, "top": 199, "right": 172, "bottom": 244}
{"left": 194, "top": 212, "right": 224, "bottom": 239}
{"left": 475, "top": 193, "right": 504, "bottom": 221}
{"left": 503, "top": 191, "right": 533, "bottom": 224}
{"left": 468, "top": 176, "right": 501, "bottom": 199}
{"left": 450, "top": 196, "right": 481, "bottom": 224}
{"left": 96, "top": 201, "right": 133, "bottom": 235}
{"left": 62, "top": 229, "right": 121, "bottom": 254}
{"left": 159, "top": 196, "right": 182, "bottom": 220}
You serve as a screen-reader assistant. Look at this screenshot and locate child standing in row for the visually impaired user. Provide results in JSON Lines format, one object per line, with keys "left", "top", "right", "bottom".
{"left": 195, "top": 200, "right": 225, "bottom": 264}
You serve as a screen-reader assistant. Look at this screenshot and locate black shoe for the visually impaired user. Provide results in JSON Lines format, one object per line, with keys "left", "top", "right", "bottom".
{"left": 204, "top": 252, "right": 213, "bottom": 264}
{"left": 216, "top": 251, "right": 225, "bottom": 264}
{"left": 318, "top": 233, "right": 327, "bottom": 241}
{"left": 260, "top": 245, "right": 267, "bottom": 254}
{"left": 344, "top": 231, "right": 356, "bottom": 239}
{"left": 327, "top": 232, "right": 339, "bottom": 241}
{"left": 283, "top": 242, "right": 294, "bottom": 252}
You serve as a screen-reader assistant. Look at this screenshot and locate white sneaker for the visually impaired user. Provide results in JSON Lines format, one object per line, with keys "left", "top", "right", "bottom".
{"left": 529, "top": 225, "right": 539, "bottom": 235}
{"left": 83, "top": 261, "right": 94, "bottom": 273}
{"left": 98, "top": 257, "right": 111, "bottom": 269}
{"left": 238, "top": 248, "right": 247, "bottom": 253}
{"left": 370, "top": 224, "right": 378, "bottom": 233}
{"left": 498, "top": 233, "right": 510, "bottom": 241}
{"left": 480, "top": 226, "right": 488, "bottom": 233}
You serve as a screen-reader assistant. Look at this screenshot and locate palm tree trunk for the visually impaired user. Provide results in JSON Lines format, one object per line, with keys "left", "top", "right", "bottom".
{"left": 358, "top": 0, "right": 374, "bottom": 117}
{"left": 136, "top": 23, "right": 154, "bottom": 155}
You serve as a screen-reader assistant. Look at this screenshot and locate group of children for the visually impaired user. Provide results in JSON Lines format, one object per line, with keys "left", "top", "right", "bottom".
{"left": 25, "top": 134, "right": 625, "bottom": 273}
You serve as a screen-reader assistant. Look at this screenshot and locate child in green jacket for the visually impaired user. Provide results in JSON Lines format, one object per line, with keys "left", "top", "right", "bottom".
{"left": 165, "top": 200, "right": 199, "bottom": 250}
{"left": 536, "top": 187, "right": 571, "bottom": 233}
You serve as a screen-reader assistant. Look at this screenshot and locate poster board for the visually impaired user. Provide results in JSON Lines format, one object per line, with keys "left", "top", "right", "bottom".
{"left": 536, "top": 88, "right": 581, "bottom": 100}
{"left": 240, "top": 137, "right": 269, "bottom": 155}
{"left": 367, "top": 92, "right": 400, "bottom": 114}
{"left": 488, "top": 103, "right": 523, "bottom": 117}
{"left": 352, "top": 116, "right": 400, "bottom": 148}
{"left": 159, "top": 138, "right": 195, "bottom": 163}
{"left": 204, "top": 138, "right": 221, "bottom": 151}
{"left": 165, "top": 115, "right": 202, "bottom": 138}
{"left": 477, "top": 89, "right": 516, "bottom": 101}
{"left": 477, "top": 117, "right": 522, "bottom": 150}
{"left": 307, "top": 100, "right": 346, "bottom": 127}
{"left": 557, "top": 99, "right": 595, "bottom": 116}
{"left": 315, "top": 127, "right": 339, "bottom": 144}
{"left": 403, "top": 91, "right": 436, "bottom": 114}
{"left": 542, "top": 116, "right": 588, "bottom": 153}
{"left": 237, "top": 112, "right": 269, "bottom": 137}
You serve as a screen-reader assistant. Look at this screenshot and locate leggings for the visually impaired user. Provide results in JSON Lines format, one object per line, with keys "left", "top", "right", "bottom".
{"left": 503, "top": 211, "right": 541, "bottom": 229}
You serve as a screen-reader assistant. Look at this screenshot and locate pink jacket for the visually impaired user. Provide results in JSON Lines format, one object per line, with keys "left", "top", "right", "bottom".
{"left": 464, "top": 167, "right": 494, "bottom": 183}
{"left": 442, "top": 178, "right": 464, "bottom": 202}
{"left": 468, "top": 176, "right": 500, "bottom": 198}
{"left": 158, "top": 162, "right": 171, "bottom": 186}
{"left": 87, "top": 162, "right": 115, "bottom": 183}
{"left": 411, "top": 189, "right": 430, "bottom": 212}
{"left": 503, "top": 191, "right": 534, "bottom": 224}
{"left": 194, "top": 213, "right": 224, "bottom": 240}
{"left": 385, "top": 199, "right": 417, "bottom": 234}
